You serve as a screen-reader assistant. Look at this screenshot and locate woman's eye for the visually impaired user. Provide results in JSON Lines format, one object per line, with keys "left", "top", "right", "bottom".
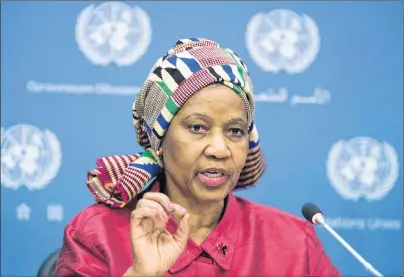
{"left": 228, "top": 128, "right": 245, "bottom": 137}
{"left": 189, "top": 124, "right": 207, "bottom": 133}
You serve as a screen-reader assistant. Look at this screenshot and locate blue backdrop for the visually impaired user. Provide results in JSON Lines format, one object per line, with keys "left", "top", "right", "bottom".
{"left": 1, "top": 1, "right": 402, "bottom": 276}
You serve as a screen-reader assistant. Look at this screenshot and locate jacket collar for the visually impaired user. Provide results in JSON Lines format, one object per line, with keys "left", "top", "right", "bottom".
{"left": 168, "top": 191, "right": 241, "bottom": 273}
{"left": 131, "top": 179, "right": 242, "bottom": 273}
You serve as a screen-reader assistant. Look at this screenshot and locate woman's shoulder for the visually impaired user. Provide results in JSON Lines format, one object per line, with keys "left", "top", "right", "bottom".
{"left": 234, "top": 195, "right": 312, "bottom": 232}
{"left": 65, "top": 203, "right": 131, "bottom": 235}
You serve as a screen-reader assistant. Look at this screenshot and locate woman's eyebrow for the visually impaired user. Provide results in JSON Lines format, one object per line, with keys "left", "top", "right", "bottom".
{"left": 183, "top": 113, "right": 247, "bottom": 127}
{"left": 226, "top": 118, "right": 248, "bottom": 127}
{"left": 183, "top": 113, "right": 212, "bottom": 122}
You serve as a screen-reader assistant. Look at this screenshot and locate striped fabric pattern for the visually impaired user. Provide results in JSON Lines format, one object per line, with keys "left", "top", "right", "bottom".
{"left": 87, "top": 38, "right": 265, "bottom": 208}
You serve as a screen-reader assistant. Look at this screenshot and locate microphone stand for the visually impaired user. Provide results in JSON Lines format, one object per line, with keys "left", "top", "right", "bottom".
{"left": 315, "top": 215, "right": 383, "bottom": 277}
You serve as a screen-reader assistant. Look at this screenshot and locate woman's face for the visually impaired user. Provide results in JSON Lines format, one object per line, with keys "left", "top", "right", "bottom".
{"left": 161, "top": 84, "right": 249, "bottom": 203}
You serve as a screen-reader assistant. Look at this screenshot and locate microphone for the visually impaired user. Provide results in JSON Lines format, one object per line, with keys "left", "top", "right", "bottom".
{"left": 301, "top": 202, "right": 383, "bottom": 277}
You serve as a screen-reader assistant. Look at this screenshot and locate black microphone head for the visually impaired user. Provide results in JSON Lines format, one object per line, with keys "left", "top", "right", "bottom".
{"left": 302, "top": 202, "right": 323, "bottom": 224}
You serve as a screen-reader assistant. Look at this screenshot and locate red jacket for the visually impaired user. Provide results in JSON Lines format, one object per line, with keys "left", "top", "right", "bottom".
{"left": 56, "top": 183, "right": 341, "bottom": 277}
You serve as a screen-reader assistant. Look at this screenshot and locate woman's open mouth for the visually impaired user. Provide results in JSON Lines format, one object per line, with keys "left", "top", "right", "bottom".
{"left": 197, "top": 168, "right": 229, "bottom": 187}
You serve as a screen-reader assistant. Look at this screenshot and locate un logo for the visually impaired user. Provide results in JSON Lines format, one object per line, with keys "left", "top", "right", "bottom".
{"left": 1, "top": 125, "right": 62, "bottom": 191}
{"left": 245, "top": 9, "right": 320, "bottom": 74}
{"left": 75, "top": 2, "right": 152, "bottom": 67}
{"left": 327, "top": 137, "right": 399, "bottom": 202}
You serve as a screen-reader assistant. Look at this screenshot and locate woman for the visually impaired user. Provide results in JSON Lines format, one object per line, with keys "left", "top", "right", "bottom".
{"left": 56, "top": 38, "right": 341, "bottom": 277}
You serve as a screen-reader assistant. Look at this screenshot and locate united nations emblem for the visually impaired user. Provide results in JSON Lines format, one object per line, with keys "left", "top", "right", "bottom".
{"left": 245, "top": 9, "right": 320, "bottom": 74}
{"left": 327, "top": 137, "right": 399, "bottom": 201}
{"left": 1, "top": 124, "right": 62, "bottom": 190}
{"left": 75, "top": 2, "right": 152, "bottom": 67}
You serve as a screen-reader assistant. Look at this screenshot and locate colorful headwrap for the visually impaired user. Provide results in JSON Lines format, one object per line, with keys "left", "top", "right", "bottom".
{"left": 87, "top": 38, "right": 265, "bottom": 208}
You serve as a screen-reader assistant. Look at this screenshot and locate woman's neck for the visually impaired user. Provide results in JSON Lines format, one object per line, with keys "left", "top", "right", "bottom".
{"left": 160, "top": 176, "right": 226, "bottom": 244}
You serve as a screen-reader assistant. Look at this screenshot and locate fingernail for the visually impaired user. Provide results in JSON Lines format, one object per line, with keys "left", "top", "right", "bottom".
{"left": 180, "top": 207, "right": 186, "bottom": 213}
{"left": 167, "top": 203, "right": 174, "bottom": 211}
{"left": 151, "top": 209, "right": 156, "bottom": 214}
{"left": 162, "top": 213, "right": 168, "bottom": 222}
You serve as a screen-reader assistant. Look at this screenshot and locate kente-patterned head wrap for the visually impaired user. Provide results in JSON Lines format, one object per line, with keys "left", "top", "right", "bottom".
{"left": 87, "top": 38, "right": 265, "bottom": 208}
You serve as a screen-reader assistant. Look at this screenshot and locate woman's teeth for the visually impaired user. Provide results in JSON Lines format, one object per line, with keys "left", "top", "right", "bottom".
{"left": 202, "top": 171, "right": 224, "bottom": 177}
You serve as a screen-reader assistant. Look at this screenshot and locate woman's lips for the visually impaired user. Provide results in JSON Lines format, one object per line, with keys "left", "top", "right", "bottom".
{"left": 197, "top": 171, "right": 229, "bottom": 187}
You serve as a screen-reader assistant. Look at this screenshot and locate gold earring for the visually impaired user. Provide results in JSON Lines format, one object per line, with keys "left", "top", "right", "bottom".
{"left": 156, "top": 148, "right": 163, "bottom": 156}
